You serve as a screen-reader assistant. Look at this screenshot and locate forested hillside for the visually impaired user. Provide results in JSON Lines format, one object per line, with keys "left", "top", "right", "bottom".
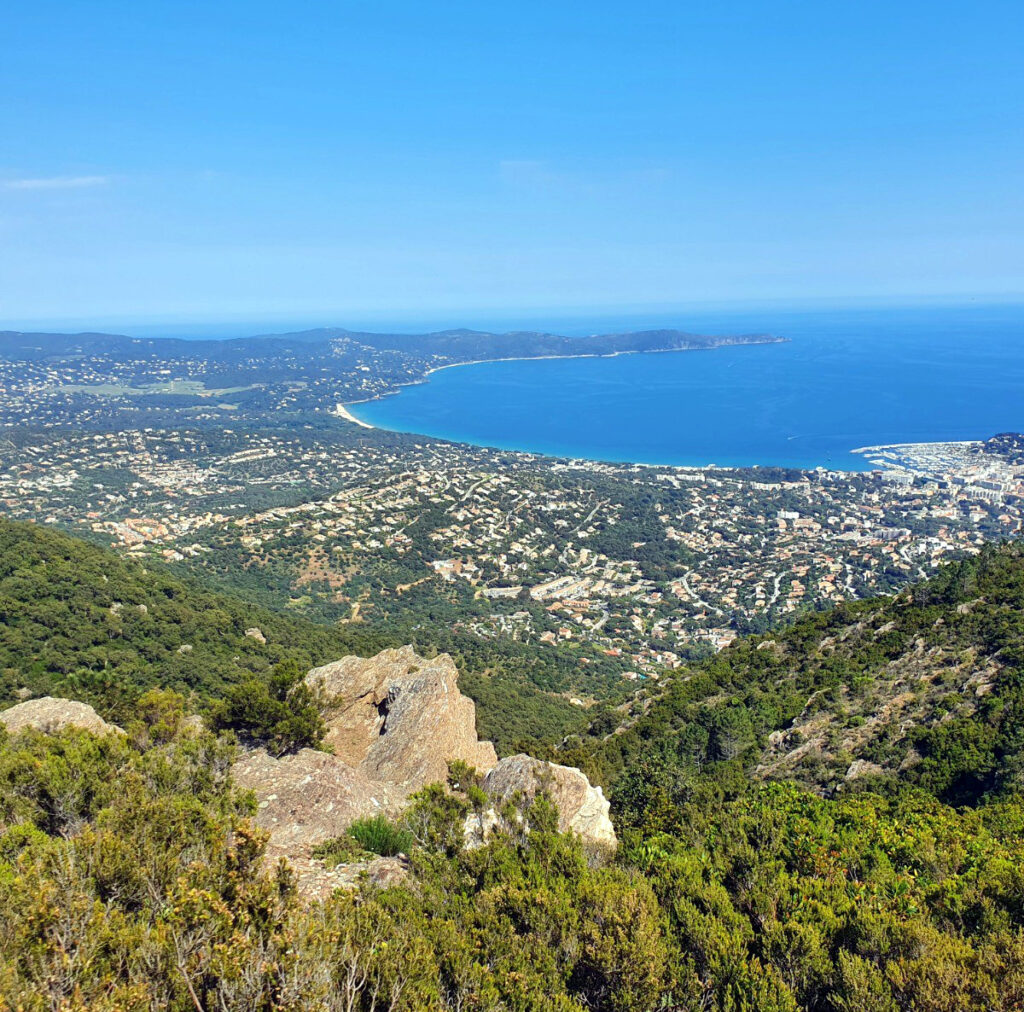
{"left": 0, "top": 518, "right": 393, "bottom": 722}
{"left": 0, "top": 519, "right": 585, "bottom": 749}
{"left": 4, "top": 528, "right": 1024, "bottom": 1008}
{"left": 583, "top": 543, "right": 1024, "bottom": 808}
{"left": 6, "top": 516, "right": 1023, "bottom": 801}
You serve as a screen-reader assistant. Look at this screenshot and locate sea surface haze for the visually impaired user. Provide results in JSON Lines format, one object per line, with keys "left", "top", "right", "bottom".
{"left": 351, "top": 305, "right": 1024, "bottom": 470}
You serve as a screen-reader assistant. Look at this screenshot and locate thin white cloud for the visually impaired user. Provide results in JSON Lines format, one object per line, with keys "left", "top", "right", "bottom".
{"left": 3, "top": 175, "right": 110, "bottom": 191}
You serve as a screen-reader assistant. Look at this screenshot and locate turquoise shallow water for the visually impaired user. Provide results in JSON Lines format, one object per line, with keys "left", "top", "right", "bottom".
{"left": 351, "top": 305, "right": 1024, "bottom": 470}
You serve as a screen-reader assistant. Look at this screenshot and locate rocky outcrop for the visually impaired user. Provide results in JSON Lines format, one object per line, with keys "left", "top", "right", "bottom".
{"left": 844, "top": 759, "right": 885, "bottom": 782}
{"left": 280, "top": 854, "right": 409, "bottom": 903}
{"left": 305, "top": 645, "right": 498, "bottom": 789}
{"left": 232, "top": 747, "right": 402, "bottom": 862}
{"left": 232, "top": 646, "right": 501, "bottom": 895}
{"left": 234, "top": 654, "right": 615, "bottom": 892}
{"left": 478, "top": 754, "right": 617, "bottom": 849}
{"left": 2, "top": 650, "right": 612, "bottom": 900}
{"left": 0, "top": 697, "right": 122, "bottom": 736}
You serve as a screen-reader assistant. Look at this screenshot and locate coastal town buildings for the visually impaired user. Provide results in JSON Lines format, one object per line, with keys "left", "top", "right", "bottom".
{"left": 2, "top": 426, "right": 1019, "bottom": 680}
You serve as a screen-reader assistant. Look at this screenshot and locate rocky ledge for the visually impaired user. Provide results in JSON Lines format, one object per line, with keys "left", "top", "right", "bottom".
{"left": 234, "top": 646, "right": 616, "bottom": 893}
{"left": 3, "top": 647, "right": 615, "bottom": 898}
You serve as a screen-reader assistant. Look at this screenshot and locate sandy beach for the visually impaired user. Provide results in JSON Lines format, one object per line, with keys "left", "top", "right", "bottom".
{"left": 334, "top": 402, "right": 375, "bottom": 428}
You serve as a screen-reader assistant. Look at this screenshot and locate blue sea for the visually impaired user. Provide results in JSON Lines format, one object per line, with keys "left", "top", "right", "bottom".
{"left": 351, "top": 304, "right": 1024, "bottom": 470}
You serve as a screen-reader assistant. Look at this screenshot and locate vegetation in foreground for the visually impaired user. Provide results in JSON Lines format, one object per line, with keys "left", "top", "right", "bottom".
{"left": 5, "top": 523, "right": 1024, "bottom": 1007}
{"left": 3, "top": 702, "right": 1024, "bottom": 1010}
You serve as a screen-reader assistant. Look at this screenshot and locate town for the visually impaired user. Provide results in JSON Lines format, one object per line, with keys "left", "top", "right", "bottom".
{"left": 2, "top": 423, "right": 1020, "bottom": 687}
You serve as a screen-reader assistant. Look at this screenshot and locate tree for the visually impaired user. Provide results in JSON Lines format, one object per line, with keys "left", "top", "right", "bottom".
{"left": 210, "top": 659, "right": 326, "bottom": 755}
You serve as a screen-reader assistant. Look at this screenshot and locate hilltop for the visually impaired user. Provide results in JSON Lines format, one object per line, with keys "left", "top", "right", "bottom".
{"left": 0, "top": 325, "right": 782, "bottom": 363}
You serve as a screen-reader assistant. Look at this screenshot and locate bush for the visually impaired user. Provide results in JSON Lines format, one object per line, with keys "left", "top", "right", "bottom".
{"left": 210, "top": 659, "right": 325, "bottom": 755}
{"left": 311, "top": 834, "right": 366, "bottom": 867}
{"left": 346, "top": 815, "right": 414, "bottom": 857}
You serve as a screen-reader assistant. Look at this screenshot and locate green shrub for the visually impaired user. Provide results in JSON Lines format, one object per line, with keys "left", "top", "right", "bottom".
{"left": 210, "top": 659, "right": 325, "bottom": 755}
{"left": 311, "top": 834, "right": 367, "bottom": 867}
{"left": 346, "top": 815, "right": 414, "bottom": 857}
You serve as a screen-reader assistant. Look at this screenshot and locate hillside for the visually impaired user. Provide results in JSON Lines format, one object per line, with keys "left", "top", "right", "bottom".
{"left": 0, "top": 518, "right": 396, "bottom": 722}
{"left": 588, "top": 542, "right": 1024, "bottom": 807}
{"left": 0, "top": 519, "right": 586, "bottom": 749}
{"left": 7, "top": 515, "right": 1023, "bottom": 809}
{"left": 4, "top": 546, "right": 1024, "bottom": 1008}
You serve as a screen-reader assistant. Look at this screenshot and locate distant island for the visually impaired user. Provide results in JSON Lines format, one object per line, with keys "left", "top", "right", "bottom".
{"left": 0, "top": 325, "right": 786, "bottom": 431}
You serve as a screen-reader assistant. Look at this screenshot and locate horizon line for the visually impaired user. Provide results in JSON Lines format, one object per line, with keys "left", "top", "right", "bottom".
{"left": 3, "top": 292, "right": 1024, "bottom": 339}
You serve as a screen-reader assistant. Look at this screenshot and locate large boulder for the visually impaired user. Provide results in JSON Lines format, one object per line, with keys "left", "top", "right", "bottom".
{"left": 481, "top": 754, "right": 617, "bottom": 849}
{"left": 0, "top": 697, "right": 122, "bottom": 736}
{"left": 232, "top": 646, "right": 502, "bottom": 896}
{"left": 232, "top": 747, "right": 401, "bottom": 862}
{"left": 305, "top": 645, "right": 498, "bottom": 789}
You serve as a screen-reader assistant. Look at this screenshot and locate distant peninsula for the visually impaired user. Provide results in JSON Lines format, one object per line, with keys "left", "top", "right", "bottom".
{"left": 0, "top": 325, "right": 786, "bottom": 364}
{"left": 319, "top": 326, "right": 788, "bottom": 365}
{"left": 337, "top": 328, "right": 789, "bottom": 403}
{"left": 0, "top": 325, "right": 787, "bottom": 431}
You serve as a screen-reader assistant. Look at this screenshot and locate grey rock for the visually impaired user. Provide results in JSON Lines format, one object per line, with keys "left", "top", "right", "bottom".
{"left": 844, "top": 759, "right": 885, "bottom": 781}
{"left": 480, "top": 754, "right": 617, "bottom": 849}
{"left": 0, "top": 697, "right": 123, "bottom": 736}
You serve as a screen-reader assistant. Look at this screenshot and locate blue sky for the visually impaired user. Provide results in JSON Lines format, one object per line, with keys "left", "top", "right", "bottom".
{"left": 2, "top": 0, "right": 1023, "bottom": 329}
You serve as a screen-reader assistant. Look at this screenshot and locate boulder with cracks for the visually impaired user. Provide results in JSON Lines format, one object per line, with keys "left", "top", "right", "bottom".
{"left": 5, "top": 648, "right": 615, "bottom": 900}
{"left": 233, "top": 646, "right": 504, "bottom": 895}
{"left": 304, "top": 645, "right": 498, "bottom": 789}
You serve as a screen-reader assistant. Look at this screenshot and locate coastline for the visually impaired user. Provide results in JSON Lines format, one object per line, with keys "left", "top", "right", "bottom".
{"left": 337, "top": 337, "right": 867, "bottom": 468}
{"left": 334, "top": 402, "right": 375, "bottom": 428}
{"left": 850, "top": 439, "right": 981, "bottom": 455}
{"left": 341, "top": 337, "right": 959, "bottom": 473}
{"left": 341, "top": 337, "right": 789, "bottom": 418}
{"left": 419, "top": 336, "right": 789, "bottom": 381}
{"left": 342, "top": 373, "right": 989, "bottom": 477}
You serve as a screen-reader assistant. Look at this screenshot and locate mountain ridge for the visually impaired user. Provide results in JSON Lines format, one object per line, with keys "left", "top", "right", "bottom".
{"left": 0, "top": 325, "right": 785, "bottom": 361}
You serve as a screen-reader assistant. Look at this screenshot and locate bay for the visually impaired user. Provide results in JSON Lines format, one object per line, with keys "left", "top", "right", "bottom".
{"left": 350, "top": 304, "right": 1024, "bottom": 470}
